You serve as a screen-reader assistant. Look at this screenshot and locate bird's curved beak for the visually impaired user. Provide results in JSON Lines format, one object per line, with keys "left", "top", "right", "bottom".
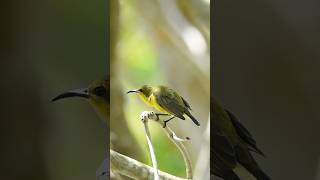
{"left": 51, "top": 88, "right": 89, "bottom": 102}
{"left": 126, "top": 89, "right": 138, "bottom": 94}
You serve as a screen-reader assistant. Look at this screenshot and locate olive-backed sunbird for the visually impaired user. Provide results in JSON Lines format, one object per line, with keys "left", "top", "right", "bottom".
{"left": 51, "top": 78, "right": 109, "bottom": 122}
{"left": 212, "top": 99, "right": 270, "bottom": 180}
{"left": 127, "top": 85, "right": 200, "bottom": 127}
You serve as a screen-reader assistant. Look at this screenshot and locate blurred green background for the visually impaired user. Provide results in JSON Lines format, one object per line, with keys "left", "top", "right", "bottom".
{"left": 0, "top": 0, "right": 107, "bottom": 180}
{"left": 110, "top": 0, "right": 210, "bottom": 179}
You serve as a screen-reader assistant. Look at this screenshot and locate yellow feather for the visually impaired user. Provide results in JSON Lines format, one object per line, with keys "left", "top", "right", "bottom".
{"left": 138, "top": 93, "right": 167, "bottom": 113}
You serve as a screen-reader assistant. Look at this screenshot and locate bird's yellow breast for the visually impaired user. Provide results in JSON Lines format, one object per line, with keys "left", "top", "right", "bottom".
{"left": 138, "top": 93, "right": 167, "bottom": 113}
{"left": 150, "top": 94, "right": 168, "bottom": 113}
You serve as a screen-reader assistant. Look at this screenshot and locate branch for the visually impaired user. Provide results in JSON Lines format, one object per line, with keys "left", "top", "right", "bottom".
{"left": 140, "top": 111, "right": 193, "bottom": 179}
{"left": 140, "top": 111, "right": 160, "bottom": 180}
{"left": 193, "top": 116, "right": 210, "bottom": 179}
{"left": 110, "top": 149, "right": 186, "bottom": 180}
{"left": 162, "top": 125, "right": 193, "bottom": 179}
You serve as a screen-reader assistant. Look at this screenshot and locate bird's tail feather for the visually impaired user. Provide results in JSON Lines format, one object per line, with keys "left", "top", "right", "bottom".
{"left": 252, "top": 169, "right": 271, "bottom": 180}
{"left": 186, "top": 112, "right": 200, "bottom": 126}
{"left": 236, "top": 147, "right": 271, "bottom": 180}
{"left": 222, "top": 171, "right": 240, "bottom": 180}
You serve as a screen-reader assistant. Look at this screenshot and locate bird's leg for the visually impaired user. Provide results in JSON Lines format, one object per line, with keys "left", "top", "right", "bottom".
{"left": 155, "top": 113, "right": 170, "bottom": 121}
{"left": 163, "top": 116, "right": 175, "bottom": 128}
{"left": 155, "top": 113, "right": 170, "bottom": 116}
{"left": 154, "top": 113, "right": 173, "bottom": 127}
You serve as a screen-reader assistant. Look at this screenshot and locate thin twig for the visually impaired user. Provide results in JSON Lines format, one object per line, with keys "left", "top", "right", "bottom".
{"left": 110, "top": 149, "right": 186, "bottom": 180}
{"left": 141, "top": 111, "right": 193, "bottom": 179}
{"left": 140, "top": 111, "right": 160, "bottom": 180}
{"left": 161, "top": 125, "right": 193, "bottom": 179}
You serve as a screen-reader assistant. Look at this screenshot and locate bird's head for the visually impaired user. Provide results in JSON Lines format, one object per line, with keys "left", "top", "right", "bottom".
{"left": 52, "top": 78, "right": 109, "bottom": 122}
{"left": 127, "top": 85, "right": 153, "bottom": 100}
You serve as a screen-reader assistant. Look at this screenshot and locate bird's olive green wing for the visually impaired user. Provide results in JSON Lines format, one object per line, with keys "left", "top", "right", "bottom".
{"left": 225, "top": 109, "right": 265, "bottom": 156}
{"left": 181, "top": 97, "right": 191, "bottom": 110}
{"left": 154, "top": 91, "right": 186, "bottom": 120}
{"left": 212, "top": 100, "right": 238, "bottom": 177}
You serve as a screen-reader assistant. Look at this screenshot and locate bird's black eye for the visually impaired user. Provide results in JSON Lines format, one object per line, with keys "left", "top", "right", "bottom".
{"left": 138, "top": 89, "right": 145, "bottom": 94}
{"left": 93, "top": 86, "right": 106, "bottom": 97}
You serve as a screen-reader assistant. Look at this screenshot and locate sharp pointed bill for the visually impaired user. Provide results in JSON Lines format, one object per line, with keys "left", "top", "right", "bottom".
{"left": 51, "top": 88, "right": 89, "bottom": 102}
{"left": 126, "top": 89, "right": 139, "bottom": 94}
{"left": 51, "top": 78, "right": 110, "bottom": 123}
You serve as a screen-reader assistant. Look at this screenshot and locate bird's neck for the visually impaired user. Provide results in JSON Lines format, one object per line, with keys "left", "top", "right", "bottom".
{"left": 138, "top": 93, "right": 153, "bottom": 106}
{"left": 89, "top": 100, "right": 109, "bottom": 123}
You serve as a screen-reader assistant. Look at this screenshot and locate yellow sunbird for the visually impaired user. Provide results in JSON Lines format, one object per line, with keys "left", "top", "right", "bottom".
{"left": 51, "top": 78, "right": 109, "bottom": 122}
{"left": 127, "top": 85, "right": 200, "bottom": 127}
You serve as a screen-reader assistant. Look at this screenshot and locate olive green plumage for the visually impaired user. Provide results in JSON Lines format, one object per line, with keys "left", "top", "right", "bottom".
{"left": 212, "top": 99, "right": 270, "bottom": 180}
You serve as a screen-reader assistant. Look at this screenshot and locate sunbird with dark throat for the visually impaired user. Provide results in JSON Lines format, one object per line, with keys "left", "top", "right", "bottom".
{"left": 127, "top": 85, "right": 200, "bottom": 127}
{"left": 51, "top": 78, "right": 109, "bottom": 122}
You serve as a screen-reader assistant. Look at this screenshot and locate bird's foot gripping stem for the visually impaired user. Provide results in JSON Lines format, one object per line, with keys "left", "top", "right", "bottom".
{"left": 139, "top": 112, "right": 174, "bottom": 128}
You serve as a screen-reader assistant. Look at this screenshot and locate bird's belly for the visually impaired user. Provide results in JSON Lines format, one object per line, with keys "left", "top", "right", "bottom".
{"left": 149, "top": 95, "right": 167, "bottom": 113}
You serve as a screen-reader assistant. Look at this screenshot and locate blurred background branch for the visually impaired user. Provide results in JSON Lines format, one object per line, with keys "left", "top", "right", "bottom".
{"left": 110, "top": 0, "right": 143, "bottom": 161}
{"left": 194, "top": 117, "right": 210, "bottom": 180}
{"left": 111, "top": 149, "right": 186, "bottom": 180}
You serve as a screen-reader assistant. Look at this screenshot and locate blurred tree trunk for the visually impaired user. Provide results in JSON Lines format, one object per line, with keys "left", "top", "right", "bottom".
{"left": 0, "top": 2, "right": 47, "bottom": 180}
{"left": 110, "top": 0, "right": 142, "bottom": 160}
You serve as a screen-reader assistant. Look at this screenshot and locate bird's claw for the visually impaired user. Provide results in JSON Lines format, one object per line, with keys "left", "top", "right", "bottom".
{"left": 162, "top": 120, "right": 169, "bottom": 128}
{"left": 162, "top": 123, "right": 166, "bottom": 128}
